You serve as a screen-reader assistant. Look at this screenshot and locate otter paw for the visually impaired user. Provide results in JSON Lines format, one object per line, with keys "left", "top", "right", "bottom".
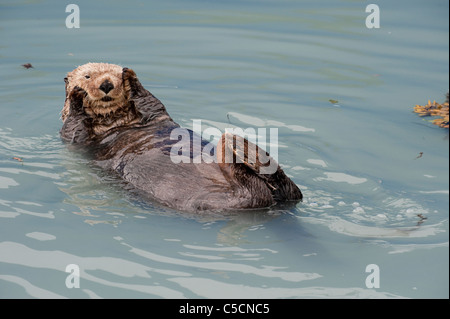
{"left": 69, "top": 86, "right": 86, "bottom": 114}
{"left": 122, "top": 67, "right": 148, "bottom": 98}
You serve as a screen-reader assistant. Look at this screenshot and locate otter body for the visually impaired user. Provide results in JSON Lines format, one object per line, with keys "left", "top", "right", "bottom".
{"left": 61, "top": 63, "right": 302, "bottom": 212}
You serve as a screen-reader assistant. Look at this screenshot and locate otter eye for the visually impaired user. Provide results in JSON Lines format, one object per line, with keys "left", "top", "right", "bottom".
{"left": 85, "top": 75, "right": 90, "bottom": 79}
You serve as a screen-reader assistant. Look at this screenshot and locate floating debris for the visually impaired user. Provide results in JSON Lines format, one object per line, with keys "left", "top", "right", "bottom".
{"left": 329, "top": 99, "right": 339, "bottom": 104}
{"left": 415, "top": 152, "right": 423, "bottom": 159}
{"left": 21, "top": 63, "right": 33, "bottom": 69}
{"left": 413, "top": 93, "right": 449, "bottom": 128}
{"left": 12, "top": 157, "right": 23, "bottom": 162}
{"left": 417, "top": 214, "right": 428, "bottom": 226}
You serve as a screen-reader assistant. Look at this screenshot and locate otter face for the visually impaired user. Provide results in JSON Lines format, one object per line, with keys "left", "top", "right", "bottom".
{"left": 62, "top": 63, "right": 130, "bottom": 121}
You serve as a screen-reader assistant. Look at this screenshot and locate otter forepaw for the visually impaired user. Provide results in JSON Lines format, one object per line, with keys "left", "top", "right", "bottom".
{"left": 68, "top": 86, "right": 86, "bottom": 115}
{"left": 122, "top": 67, "right": 148, "bottom": 98}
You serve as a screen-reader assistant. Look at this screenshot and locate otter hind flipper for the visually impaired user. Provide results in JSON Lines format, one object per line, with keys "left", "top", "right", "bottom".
{"left": 217, "top": 132, "right": 303, "bottom": 203}
{"left": 218, "top": 132, "right": 274, "bottom": 181}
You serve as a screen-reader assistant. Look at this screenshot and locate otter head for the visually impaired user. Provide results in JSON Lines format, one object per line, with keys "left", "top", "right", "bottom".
{"left": 62, "top": 63, "right": 132, "bottom": 122}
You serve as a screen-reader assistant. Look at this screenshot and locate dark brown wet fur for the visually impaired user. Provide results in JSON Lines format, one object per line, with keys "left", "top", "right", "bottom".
{"left": 60, "top": 63, "right": 302, "bottom": 212}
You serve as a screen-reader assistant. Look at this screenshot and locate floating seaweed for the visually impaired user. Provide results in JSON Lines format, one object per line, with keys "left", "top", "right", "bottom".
{"left": 413, "top": 93, "right": 449, "bottom": 129}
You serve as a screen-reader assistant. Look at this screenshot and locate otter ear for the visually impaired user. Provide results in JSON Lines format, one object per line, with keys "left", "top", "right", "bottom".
{"left": 122, "top": 67, "right": 148, "bottom": 98}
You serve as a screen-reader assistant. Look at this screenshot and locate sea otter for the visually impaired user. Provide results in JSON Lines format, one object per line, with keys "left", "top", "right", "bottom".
{"left": 60, "top": 63, "right": 302, "bottom": 212}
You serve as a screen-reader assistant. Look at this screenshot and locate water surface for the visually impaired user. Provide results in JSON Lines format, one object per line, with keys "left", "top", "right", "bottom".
{"left": 0, "top": 0, "right": 448, "bottom": 298}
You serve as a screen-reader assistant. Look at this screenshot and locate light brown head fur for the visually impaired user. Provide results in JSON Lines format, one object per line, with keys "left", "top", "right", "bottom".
{"left": 62, "top": 63, "right": 131, "bottom": 122}
{"left": 62, "top": 63, "right": 141, "bottom": 135}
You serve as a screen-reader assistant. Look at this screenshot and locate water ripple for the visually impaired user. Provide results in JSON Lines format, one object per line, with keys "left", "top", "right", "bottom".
{"left": 169, "top": 277, "right": 406, "bottom": 299}
{"left": 0, "top": 241, "right": 185, "bottom": 298}
{"left": 120, "top": 239, "right": 321, "bottom": 283}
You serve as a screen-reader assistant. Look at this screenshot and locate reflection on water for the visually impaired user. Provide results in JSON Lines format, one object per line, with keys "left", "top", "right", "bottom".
{"left": 0, "top": 0, "right": 448, "bottom": 298}
{"left": 0, "top": 238, "right": 405, "bottom": 299}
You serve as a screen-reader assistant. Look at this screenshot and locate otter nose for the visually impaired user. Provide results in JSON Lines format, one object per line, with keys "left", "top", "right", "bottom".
{"left": 99, "top": 80, "right": 114, "bottom": 94}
